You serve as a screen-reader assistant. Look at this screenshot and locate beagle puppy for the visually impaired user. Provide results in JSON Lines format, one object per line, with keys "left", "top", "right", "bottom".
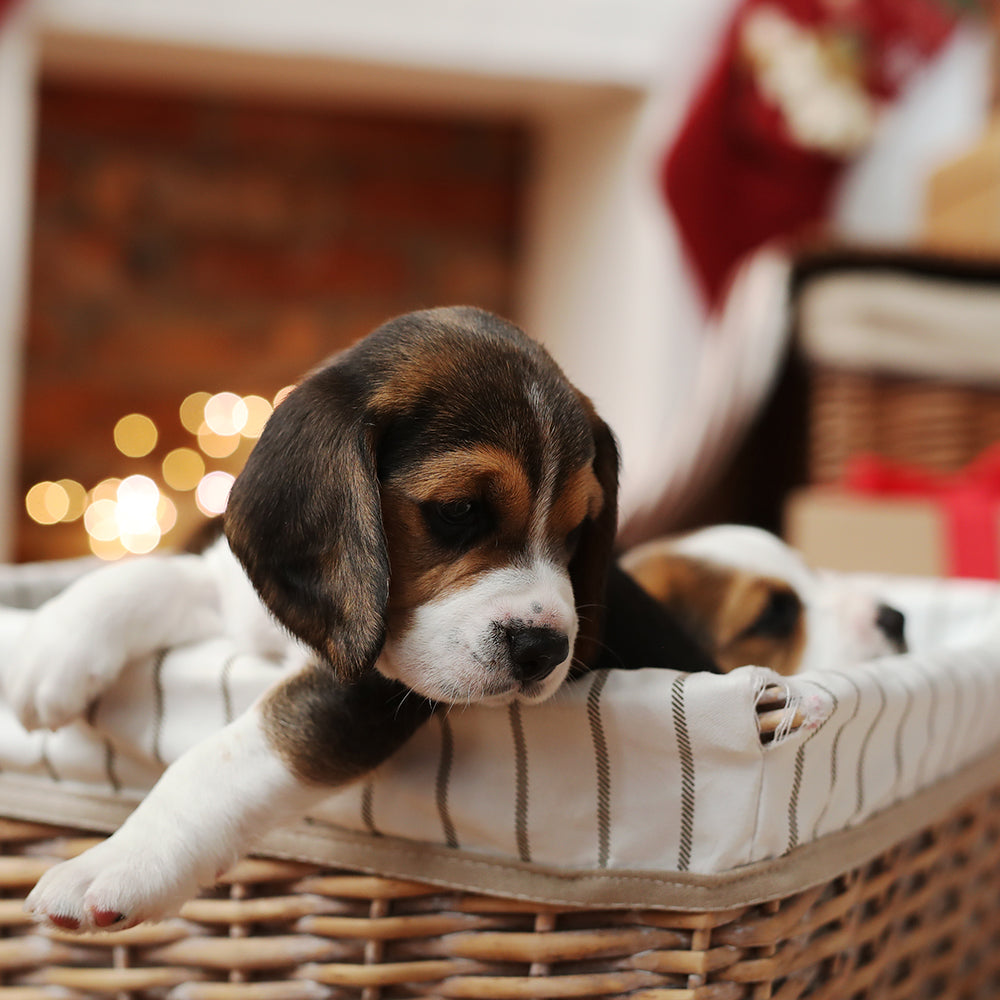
{"left": 9, "top": 306, "right": 713, "bottom": 932}
{"left": 621, "top": 524, "right": 908, "bottom": 676}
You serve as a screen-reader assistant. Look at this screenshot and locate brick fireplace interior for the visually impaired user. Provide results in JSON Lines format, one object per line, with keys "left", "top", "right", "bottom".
{"left": 18, "top": 79, "right": 528, "bottom": 561}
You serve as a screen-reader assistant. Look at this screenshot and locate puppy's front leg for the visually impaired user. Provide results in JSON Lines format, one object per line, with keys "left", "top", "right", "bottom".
{"left": 26, "top": 706, "right": 306, "bottom": 930}
{"left": 25, "top": 668, "right": 434, "bottom": 931}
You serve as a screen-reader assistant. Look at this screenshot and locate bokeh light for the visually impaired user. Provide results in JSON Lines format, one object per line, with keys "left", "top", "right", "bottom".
{"left": 241, "top": 395, "right": 272, "bottom": 438}
{"left": 114, "top": 413, "right": 158, "bottom": 458}
{"left": 79, "top": 475, "right": 177, "bottom": 559}
{"left": 273, "top": 385, "right": 296, "bottom": 408}
{"left": 84, "top": 497, "right": 120, "bottom": 542}
{"left": 57, "top": 479, "right": 87, "bottom": 522}
{"left": 157, "top": 495, "right": 178, "bottom": 535}
{"left": 197, "top": 422, "right": 242, "bottom": 459}
{"left": 195, "top": 470, "right": 235, "bottom": 516}
{"left": 89, "top": 536, "right": 127, "bottom": 561}
{"left": 204, "top": 392, "right": 249, "bottom": 436}
{"left": 25, "top": 482, "right": 69, "bottom": 525}
{"left": 87, "top": 535, "right": 128, "bottom": 562}
{"left": 115, "top": 475, "right": 160, "bottom": 535}
{"left": 162, "top": 447, "right": 205, "bottom": 491}
{"left": 180, "top": 391, "right": 212, "bottom": 434}
{"left": 120, "top": 525, "right": 162, "bottom": 555}
{"left": 31, "top": 386, "right": 278, "bottom": 559}
{"left": 26, "top": 479, "right": 89, "bottom": 525}
{"left": 91, "top": 478, "right": 122, "bottom": 503}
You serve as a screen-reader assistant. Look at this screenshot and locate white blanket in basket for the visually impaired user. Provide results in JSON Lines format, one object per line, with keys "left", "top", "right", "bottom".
{"left": 798, "top": 268, "right": 1000, "bottom": 385}
{"left": 0, "top": 561, "right": 998, "bottom": 907}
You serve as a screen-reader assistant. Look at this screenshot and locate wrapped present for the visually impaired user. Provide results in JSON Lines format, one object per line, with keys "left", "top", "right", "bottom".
{"left": 786, "top": 445, "right": 1000, "bottom": 578}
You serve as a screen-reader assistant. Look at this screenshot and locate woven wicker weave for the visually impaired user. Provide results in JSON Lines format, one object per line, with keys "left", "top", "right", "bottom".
{"left": 2, "top": 781, "right": 1000, "bottom": 1000}
{"left": 808, "top": 368, "right": 1000, "bottom": 485}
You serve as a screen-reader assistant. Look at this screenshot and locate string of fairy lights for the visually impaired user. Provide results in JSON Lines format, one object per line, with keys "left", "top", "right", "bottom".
{"left": 25, "top": 386, "right": 295, "bottom": 559}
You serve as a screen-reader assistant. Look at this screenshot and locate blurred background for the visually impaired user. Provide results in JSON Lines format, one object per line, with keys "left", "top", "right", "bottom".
{"left": 1, "top": 0, "right": 998, "bottom": 579}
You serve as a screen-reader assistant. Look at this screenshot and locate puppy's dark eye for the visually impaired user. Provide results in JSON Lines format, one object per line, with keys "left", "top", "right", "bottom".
{"left": 741, "top": 589, "right": 801, "bottom": 640}
{"left": 422, "top": 498, "right": 491, "bottom": 549}
{"left": 436, "top": 499, "right": 476, "bottom": 525}
{"left": 565, "top": 521, "right": 585, "bottom": 558}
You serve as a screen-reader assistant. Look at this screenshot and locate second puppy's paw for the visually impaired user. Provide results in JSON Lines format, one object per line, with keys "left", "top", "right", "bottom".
{"left": 755, "top": 683, "right": 807, "bottom": 745}
{"left": 5, "top": 627, "right": 124, "bottom": 732}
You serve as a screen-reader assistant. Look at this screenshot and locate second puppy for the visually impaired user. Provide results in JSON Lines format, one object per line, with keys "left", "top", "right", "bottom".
{"left": 621, "top": 524, "right": 907, "bottom": 675}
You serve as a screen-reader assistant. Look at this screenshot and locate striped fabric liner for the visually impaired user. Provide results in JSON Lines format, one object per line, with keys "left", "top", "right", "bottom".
{"left": 0, "top": 564, "right": 998, "bottom": 882}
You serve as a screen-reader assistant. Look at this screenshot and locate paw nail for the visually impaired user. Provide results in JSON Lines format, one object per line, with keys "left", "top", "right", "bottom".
{"left": 93, "top": 909, "right": 126, "bottom": 928}
{"left": 49, "top": 913, "right": 80, "bottom": 930}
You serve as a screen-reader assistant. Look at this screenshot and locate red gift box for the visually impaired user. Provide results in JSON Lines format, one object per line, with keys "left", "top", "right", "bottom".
{"left": 845, "top": 448, "right": 1000, "bottom": 579}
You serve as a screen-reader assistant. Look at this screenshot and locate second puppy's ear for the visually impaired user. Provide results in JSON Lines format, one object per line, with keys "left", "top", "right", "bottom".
{"left": 624, "top": 550, "right": 727, "bottom": 661}
{"left": 225, "top": 366, "right": 388, "bottom": 681}
{"left": 568, "top": 407, "right": 620, "bottom": 672}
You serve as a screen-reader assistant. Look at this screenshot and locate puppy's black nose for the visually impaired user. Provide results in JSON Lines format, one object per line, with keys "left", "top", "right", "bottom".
{"left": 876, "top": 604, "right": 907, "bottom": 647}
{"left": 506, "top": 626, "right": 569, "bottom": 684}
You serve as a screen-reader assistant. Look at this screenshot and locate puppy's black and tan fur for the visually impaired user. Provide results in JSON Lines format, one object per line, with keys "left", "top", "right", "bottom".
{"left": 226, "top": 308, "right": 616, "bottom": 783}
{"left": 226, "top": 307, "right": 714, "bottom": 784}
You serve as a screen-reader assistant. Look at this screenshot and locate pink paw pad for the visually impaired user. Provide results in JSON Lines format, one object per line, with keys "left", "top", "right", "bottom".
{"left": 92, "top": 908, "right": 127, "bottom": 928}
{"left": 48, "top": 913, "right": 80, "bottom": 930}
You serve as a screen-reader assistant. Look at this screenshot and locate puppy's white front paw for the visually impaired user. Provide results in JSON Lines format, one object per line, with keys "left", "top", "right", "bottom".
{"left": 25, "top": 835, "right": 204, "bottom": 932}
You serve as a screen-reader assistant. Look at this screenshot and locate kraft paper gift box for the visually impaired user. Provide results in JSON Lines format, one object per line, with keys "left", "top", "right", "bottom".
{"left": 785, "top": 447, "right": 1000, "bottom": 578}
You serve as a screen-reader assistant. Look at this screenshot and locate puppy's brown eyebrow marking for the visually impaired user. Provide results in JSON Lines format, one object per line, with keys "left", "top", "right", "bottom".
{"left": 391, "top": 445, "right": 532, "bottom": 515}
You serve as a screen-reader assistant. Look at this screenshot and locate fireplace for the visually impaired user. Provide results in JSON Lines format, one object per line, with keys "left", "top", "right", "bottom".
{"left": 18, "top": 80, "right": 527, "bottom": 561}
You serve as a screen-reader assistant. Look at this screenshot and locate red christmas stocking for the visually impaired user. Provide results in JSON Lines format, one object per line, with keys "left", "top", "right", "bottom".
{"left": 663, "top": 0, "right": 958, "bottom": 310}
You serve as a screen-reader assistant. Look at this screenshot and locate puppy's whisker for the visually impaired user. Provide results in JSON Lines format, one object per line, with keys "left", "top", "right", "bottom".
{"left": 573, "top": 636, "right": 626, "bottom": 672}
{"left": 388, "top": 685, "right": 421, "bottom": 721}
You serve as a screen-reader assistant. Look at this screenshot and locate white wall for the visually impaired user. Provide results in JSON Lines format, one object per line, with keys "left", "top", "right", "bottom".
{"left": 36, "top": 0, "right": 717, "bottom": 93}
{"left": 521, "top": 0, "right": 736, "bottom": 517}
{"left": 522, "top": 97, "right": 698, "bottom": 514}
{"left": 0, "top": 3, "right": 36, "bottom": 559}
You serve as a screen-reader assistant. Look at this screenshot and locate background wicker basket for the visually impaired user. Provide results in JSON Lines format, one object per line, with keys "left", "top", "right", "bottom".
{"left": 2, "top": 777, "right": 1000, "bottom": 1000}
{"left": 807, "top": 368, "right": 1000, "bottom": 485}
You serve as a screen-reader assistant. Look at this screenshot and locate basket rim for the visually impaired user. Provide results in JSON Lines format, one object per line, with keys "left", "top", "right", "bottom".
{"left": 3, "top": 738, "right": 1000, "bottom": 913}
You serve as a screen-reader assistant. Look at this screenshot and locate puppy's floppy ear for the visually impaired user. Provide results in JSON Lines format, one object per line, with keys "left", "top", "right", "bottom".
{"left": 225, "top": 365, "right": 388, "bottom": 681}
{"left": 569, "top": 407, "right": 620, "bottom": 671}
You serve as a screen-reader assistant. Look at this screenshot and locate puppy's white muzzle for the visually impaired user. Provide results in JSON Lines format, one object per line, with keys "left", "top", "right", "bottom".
{"left": 379, "top": 561, "right": 577, "bottom": 705}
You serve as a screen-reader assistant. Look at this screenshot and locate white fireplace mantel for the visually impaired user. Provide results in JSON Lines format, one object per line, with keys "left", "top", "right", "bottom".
{"left": 37, "top": 0, "right": 693, "bottom": 106}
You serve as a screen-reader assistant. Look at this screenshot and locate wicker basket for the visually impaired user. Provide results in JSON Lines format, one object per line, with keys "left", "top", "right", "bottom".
{"left": 789, "top": 246, "right": 1000, "bottom": 487}
{"left": 807, "top": 367, "right": 1000, "bottom": 486}
{"left": 2, "top": 777, "right": 1000, "bottom": 1000}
